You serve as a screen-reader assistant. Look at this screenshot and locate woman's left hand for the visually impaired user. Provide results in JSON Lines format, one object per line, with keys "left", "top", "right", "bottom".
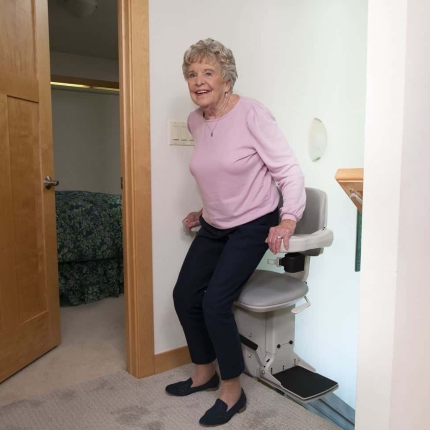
{"left": 265, "top": 219, "right": 296, "bottom": 254}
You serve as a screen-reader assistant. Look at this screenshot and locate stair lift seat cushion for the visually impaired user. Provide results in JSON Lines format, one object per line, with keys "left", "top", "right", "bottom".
{"left": 236, "top": 270, "right": 309, "bottom": 312}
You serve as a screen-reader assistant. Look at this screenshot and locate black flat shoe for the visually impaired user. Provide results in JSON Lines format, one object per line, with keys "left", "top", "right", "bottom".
{"left": 165, "top": 372, "right": 220, "bottom": 397}
{"left": 199, "top": 389, "right": 247, "bottom": 427}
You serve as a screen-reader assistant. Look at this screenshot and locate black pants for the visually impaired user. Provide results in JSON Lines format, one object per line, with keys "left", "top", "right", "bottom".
{"left": 173, "top": 209, "right": 279, "bottom": 380}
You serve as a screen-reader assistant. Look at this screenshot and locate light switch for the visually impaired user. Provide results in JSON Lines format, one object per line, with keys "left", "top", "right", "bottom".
{"left": 172, "top": 125, "right": 180, "bottom": 141}
{"left": 169, "top": 121, "right": 181, "bottom": 145}
{"left": 169, "top": 121, "right": 194, "bottom": 146}
{"left": 180, "top": 125, "right": 188, "bottom": 141}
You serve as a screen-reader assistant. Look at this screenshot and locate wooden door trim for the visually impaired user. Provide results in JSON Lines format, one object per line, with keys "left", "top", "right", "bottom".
{"left": 119, "top": 0, "right": 154, "bottom": 378}
{"left": 36, "top": 0, "right": 61, "bottom": 346}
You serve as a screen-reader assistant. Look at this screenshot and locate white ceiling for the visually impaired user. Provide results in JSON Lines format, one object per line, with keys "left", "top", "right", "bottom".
{"left": 48, "top": 0, "right": 118, "bottom": 60}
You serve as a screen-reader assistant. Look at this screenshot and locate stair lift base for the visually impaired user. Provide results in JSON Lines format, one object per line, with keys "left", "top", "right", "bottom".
{"left": 234, "top": 298, "right": 338, "bottom": 404}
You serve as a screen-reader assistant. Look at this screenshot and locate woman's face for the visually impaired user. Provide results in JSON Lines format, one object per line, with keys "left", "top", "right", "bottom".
{"left": 186, "top": 61, "right": 231, "bottom": 111}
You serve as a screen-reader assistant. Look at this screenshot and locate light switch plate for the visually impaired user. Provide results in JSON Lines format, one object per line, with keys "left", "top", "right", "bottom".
{"left": 169, "top": 121, "right": 194, "bottom": 146}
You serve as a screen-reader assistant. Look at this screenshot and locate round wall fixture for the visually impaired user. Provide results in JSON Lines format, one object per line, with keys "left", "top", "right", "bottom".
{"left": 308, "top": 118, "right": 328, "bottom": 162}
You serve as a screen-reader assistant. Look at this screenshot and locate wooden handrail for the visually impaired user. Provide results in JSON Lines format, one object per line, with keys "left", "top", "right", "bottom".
{"left": 335, "top": 168, "right": 363, "bottom": 213}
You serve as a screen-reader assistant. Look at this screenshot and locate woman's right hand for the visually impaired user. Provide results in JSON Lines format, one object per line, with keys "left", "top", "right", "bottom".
{"left": 182, "top": 210, "right": 202, "bottom": 232}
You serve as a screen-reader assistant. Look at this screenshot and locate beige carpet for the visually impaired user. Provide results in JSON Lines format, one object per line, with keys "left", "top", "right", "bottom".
{"left": 0, "top": 363, "right": 339, "bottom": 430}
{"left": 0, "top": 295, "right": 126, "bottom": 406}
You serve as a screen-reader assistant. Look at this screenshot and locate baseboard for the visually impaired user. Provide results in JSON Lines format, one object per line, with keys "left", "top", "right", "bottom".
{"left": 303, "top": 393, "right": 355, "bottom": 430}
{"left": 154, "top": 346, "right": 191, "bottom": 374}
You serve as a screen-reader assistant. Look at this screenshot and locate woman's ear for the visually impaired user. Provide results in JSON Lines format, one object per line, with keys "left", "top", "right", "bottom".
{"left": 225, "top": 80, "right": 232, "bottom": 94}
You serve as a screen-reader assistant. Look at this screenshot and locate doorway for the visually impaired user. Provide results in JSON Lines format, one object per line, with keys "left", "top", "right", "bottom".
{"left": 48, "top": 0, "right": 155, "bottom": 379}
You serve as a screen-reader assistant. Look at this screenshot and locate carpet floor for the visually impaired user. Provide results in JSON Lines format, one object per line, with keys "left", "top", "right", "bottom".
{"left": 0, "top": 296, "right": 126, "bottom": 407}
{"left": 0, "top": 363, "right": 339, "bottom": 430}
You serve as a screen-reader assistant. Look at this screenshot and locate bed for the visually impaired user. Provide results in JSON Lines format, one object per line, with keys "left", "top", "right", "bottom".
{"left": 55, "top": 191, "right": 124, "bottom": 306}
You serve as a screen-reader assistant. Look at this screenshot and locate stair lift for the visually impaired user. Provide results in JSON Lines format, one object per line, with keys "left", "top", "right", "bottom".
{"left": 234, "top": 187, "right": 338, "bottom": 403}
{"left": 192, "top": 187, "right": 338, "bottom": 403}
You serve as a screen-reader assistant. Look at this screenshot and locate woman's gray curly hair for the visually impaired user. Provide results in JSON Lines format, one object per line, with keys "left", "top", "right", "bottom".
{"left": 182, "top": 38, "right": 238, "bottom": 93}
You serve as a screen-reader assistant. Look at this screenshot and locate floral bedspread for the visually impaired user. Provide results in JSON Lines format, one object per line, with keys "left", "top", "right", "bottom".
{"left": 55, "top": 191, "right": 124, "bottom": 306}
{"left": 56, "top": 191, "right": 123, "bottom": 263}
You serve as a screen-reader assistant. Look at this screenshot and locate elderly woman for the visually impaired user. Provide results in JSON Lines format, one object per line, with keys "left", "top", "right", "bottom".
{"left": 166, "top": 38, "right": 306, "bottom": 427}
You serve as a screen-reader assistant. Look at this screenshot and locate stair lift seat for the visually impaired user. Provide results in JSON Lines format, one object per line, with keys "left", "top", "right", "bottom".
{"left": 236, "top": 270, "right": 309, "bottom": 313}
{"left": 191, "top": 187, "right": 338, "bottom": 403}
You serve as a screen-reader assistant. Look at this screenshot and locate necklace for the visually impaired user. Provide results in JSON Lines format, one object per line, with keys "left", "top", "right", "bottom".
{"left": 203, "top": 94, "right": 230, "bottom": 137}
{"left": 204, "top": 118, "right": 221, "bottom": 137}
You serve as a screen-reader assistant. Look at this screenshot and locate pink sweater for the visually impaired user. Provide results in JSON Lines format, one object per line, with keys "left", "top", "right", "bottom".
{"left": 188, "top": 97, "right": 305, "bottom": 229}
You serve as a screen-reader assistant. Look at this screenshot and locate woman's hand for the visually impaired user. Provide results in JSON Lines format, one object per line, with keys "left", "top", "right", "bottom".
{"left": 182, "top": 209, "right": 202, "bottom": 232}
{"left": 265, "top": 219, "right": 296, "bottom": 254}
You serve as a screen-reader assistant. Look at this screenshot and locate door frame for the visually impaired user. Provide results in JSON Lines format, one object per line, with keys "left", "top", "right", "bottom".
{"left": 119, "top": 0, "right": 154, "bottom": 378}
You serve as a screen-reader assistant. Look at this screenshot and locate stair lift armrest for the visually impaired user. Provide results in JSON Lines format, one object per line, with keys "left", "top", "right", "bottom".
{"left": 280, "top": 228, "right": 334, "bottom": 254}
{"left": 190, "top": 226, "right": 334, "bottom": 255}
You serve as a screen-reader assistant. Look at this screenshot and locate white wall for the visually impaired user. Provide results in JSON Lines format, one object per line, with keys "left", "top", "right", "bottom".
{"left": 150, "top": 0, "right": 367, "bottom": 408}
{"left": 356, "top": 0, "right": 430, "bottom": 429}
{"left": 50, "top": 51, "right": 119, "bottom": 82}
{"left": 52, "top": 88, "right": 121, "bottom": 194}
{"left": 50, "top": 52, "right": 121, "bottom": 195}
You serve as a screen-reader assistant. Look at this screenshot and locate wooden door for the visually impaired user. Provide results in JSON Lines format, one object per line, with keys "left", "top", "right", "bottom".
{"left": 0, "top": 0, "right": 60, "bottom": 383}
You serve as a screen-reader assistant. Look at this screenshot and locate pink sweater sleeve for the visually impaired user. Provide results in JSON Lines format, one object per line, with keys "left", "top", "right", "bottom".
{"left": 246, "top": 102, "right": 306, "bottom": 223}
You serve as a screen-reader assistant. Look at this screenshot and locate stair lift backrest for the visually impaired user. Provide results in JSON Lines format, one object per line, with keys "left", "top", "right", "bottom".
{"left": 291, "top": 187, "right": 328, "bottom": 257}
{"left": 295, "top": 188, "right": 328, "bottom": 234}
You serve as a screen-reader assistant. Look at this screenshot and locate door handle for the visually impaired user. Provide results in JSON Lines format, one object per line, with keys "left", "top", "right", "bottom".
{"left": 44, "top": 176, "right": 59, "bottom": 190}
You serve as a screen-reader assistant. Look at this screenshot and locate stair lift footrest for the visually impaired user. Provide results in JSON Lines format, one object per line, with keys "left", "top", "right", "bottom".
{"left": 273, "top": 366, "right": 338, "bottom": 402}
